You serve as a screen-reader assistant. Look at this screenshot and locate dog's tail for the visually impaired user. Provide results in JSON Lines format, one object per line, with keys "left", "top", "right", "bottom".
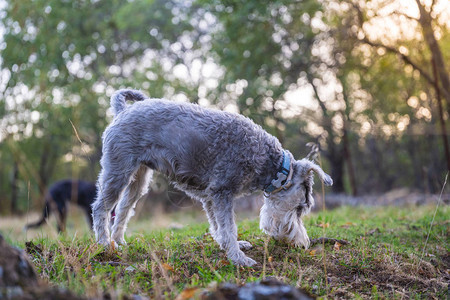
{"left": 24, "top": 201, "right": 51, "bottom": 230}
{"left": 110, "top": 89, "right": 148, "bottom": 116}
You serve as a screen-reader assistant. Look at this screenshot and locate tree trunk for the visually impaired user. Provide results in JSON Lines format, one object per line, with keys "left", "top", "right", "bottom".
{"left": 38, "top": 142, "right": 50, "bottom": 198}
{"left": 329, "top": 149, "right": 345, "bottom": 194}
{"left": 0, "top": 163, "right": 3, "bottom": 213}
{"left": 415, "top": 0, "right": 450, "bottom": 110}
{"left": 342, "top": 124, "right": 357, "bottom": 195}
{"left": 341, "top": 80, "right": 357, "bottom": 196}
{"left": 37, "top": 136, "right": 58, "bottom": 203}
{"left": 432, "top": 58, "right": 450, "bottom": 171}
{"left": 11, "top": 161, "right": 19, "bottom": 214}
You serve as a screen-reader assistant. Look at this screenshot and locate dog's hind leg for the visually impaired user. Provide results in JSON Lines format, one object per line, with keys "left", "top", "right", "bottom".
{"left": 92, "top": 166, "right": 137, "bottom": 247}
{"left": 56, "top": 205, "right": 67, "bottom": 233}
{"left": 213, "top": 193, "right": 256, "bottom": 266}
{"left": 201, "top": 200, "right": 219, "bottom": 240}
{"left": 111, "top": 165, "right": 153, "bottom": 245}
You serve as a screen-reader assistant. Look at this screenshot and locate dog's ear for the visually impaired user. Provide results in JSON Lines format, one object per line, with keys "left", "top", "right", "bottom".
{"left": 296, "top": 159, "right": 333, "bottom": 186}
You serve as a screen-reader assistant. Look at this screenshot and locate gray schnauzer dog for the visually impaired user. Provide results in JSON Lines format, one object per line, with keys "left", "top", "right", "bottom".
{"left": 92, "top": 89, "right": 333, "bottom": 266}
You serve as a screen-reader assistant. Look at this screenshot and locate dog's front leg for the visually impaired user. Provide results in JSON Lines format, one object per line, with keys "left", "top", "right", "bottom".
{"left": 212, "top": 195, "right": 256, "bottom": 267}
{"left": 204, "top": 199, "right": 252, "bottom": 251}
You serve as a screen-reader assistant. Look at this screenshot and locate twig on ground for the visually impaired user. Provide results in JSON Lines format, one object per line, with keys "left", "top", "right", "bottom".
{"left": 100, "top": 261, "right": 129, "bottom": 267}
{"left": 310, "top": 237, "right": 350, "bottom": 246}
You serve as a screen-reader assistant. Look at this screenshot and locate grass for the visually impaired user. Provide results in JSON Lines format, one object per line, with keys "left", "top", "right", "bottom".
{"left": 1, "top": 204, "right": 449, "bottom": 299}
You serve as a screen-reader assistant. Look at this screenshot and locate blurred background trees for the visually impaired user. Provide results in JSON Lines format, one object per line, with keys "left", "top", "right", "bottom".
{"left": 0, "top": 0, "right": 448, "bottom": 214}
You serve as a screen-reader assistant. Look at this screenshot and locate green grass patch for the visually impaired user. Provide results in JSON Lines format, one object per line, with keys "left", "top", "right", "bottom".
{"left": 17, "top": 205, "right": 450, "bottom": 299}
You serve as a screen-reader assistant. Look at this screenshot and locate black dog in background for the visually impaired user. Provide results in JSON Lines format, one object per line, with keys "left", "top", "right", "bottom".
{"left": 25, "top": 179, "right": 96, "bottom": 232}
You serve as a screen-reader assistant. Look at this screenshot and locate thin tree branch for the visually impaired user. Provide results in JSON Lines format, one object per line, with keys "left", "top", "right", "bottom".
{"left": 361, "top": 38, "right": 434, "bottom": 85}
{"left": 310, "top": 237, "right": 350, "bottom": 246}
{"left": 392, "top": 11, "right": 420, "bottom": 22}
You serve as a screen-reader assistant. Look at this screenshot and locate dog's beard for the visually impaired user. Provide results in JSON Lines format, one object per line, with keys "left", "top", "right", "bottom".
{"left": 259, "top": 203, "right": 310, "bottom": 248}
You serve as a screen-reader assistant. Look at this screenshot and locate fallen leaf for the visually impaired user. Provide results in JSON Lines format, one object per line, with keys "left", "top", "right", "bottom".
{"left": 333, "top": 242, "right": 342, "bottom": 251}
{"left": 162, "top": 263, "right": 174, "bottom": 272}
{"left": 309, "top": 250, "right": 317, "bottom": 256}
{"left": 219, "top": 260, "right": 230, "bottom": 266}
{"left": 340, "top": 222, "right": 356, "bottom": 228}
{"left": 175, "top": 287, "right": 199, "bottom": 300}
{"left": 317, "top": 222, "right": 330, "bottom": 228}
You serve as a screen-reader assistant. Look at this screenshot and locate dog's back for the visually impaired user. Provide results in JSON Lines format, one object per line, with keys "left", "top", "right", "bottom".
{"left": 46, "top": 179, "right": 96, "bottom": 208}
{"left": 103, "top": 99, "right": 282, "bottom": 193}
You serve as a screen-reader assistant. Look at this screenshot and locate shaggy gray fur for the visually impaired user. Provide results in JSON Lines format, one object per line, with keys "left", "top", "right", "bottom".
{"left": 92, "top": 89, "right": 333, "bottom": 266}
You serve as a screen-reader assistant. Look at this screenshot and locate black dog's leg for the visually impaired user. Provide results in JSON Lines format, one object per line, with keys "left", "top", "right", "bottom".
{"left": 85, "top": 207, "right": 94, "bottom": 230}
{"left": 56, "top": 202, "right": 67, "bottom": 233}
{"left": 25, "top": 201, "right": 51, "bottom": 230}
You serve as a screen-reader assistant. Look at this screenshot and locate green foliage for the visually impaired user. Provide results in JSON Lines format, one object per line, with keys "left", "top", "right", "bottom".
{"left": 0, "top": 0, "right": 207, "bottom": 208}
{"left": 203, "top": 0, "right": 321, "bottom": 118}
{"left": 0, "top": 0, "right": 449, "bottom": 212}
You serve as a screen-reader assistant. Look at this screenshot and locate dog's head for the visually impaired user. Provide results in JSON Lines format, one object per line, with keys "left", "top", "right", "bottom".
{"left": 259, "top": 158, "right": 332, "bottom": 248}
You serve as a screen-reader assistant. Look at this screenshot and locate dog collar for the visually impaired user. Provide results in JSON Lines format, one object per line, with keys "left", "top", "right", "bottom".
{"left": 264, "top": 150, "right": 293, "bottom": 197}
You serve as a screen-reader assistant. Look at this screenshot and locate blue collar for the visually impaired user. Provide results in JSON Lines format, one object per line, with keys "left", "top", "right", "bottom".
{"left": 264, "top": 150, "right": 293, "bottom": 196}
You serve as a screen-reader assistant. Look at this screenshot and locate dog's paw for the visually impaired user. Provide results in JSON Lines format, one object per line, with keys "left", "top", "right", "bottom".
{"left": 235, "top": 256, "right": 257, "bottom": 267}
{"left": 238, "top": 240, "right": 253, "bottom": 250}
{"left": 111, "top": 233, "right": 127, "bottom": 245}
{"left": 230, "top": 251, "right": 257, "bottom": 267}
{"left": 97, "top": 237, "right": 112, "bottom": 247}
{"left": 115, "top": 238, "right": 127, "bottom": 246}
